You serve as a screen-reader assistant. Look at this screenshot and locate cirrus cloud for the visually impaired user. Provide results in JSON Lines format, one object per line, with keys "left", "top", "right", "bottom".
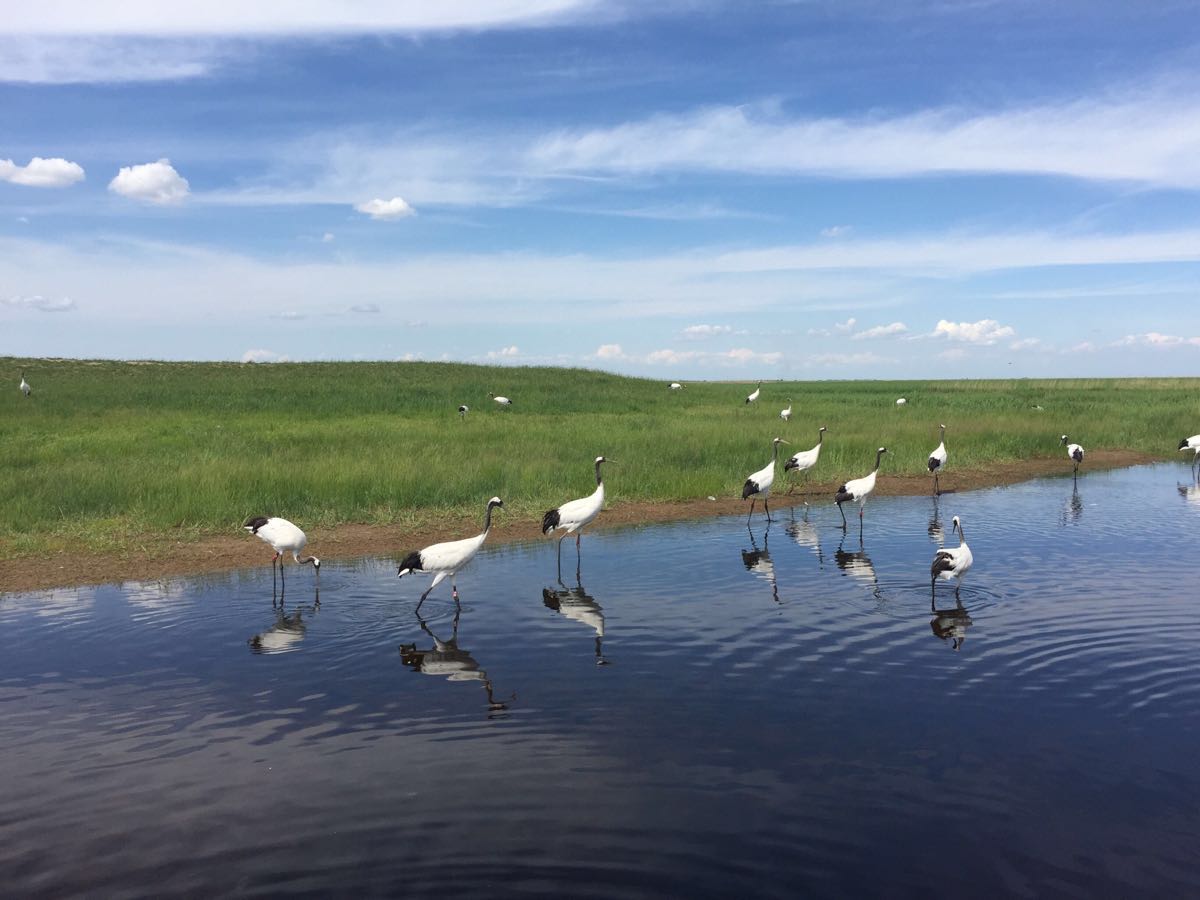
{"left": 2, "top": 294, "right": 76, "bottom": 312}
{"left": 0, "top": 156, "right": 85, "bottom": 188}
{"left": 851, "top": 322, "right": 908, "bottom": 340}
{"left": 109, "top": 159, "right": 189, "bottom": 205}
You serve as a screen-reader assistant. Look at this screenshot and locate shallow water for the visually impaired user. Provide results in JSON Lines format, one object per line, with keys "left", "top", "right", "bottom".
{"left": 3, "top": 464, "right": 1200, "bottom": 897}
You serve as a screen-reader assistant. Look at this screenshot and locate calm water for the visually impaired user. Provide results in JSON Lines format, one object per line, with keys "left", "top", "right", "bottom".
{"left": 3, "top": 464, "right": 1200, "bottom": 897}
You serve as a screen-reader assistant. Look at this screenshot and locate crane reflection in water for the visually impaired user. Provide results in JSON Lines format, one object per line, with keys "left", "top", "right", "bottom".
{"left": 250, "top": 587, "right": 319, "bottom": 654}
{"left": 398, "top": 608, "right": 512, "bottom": 714}
{"left": 785, "top": 505, "right": 825, "bottom": 567}
{"left": 930, "top": 595, "right": 973, "bottom": 652}
{"left": 741, "top": 525, "right": 780, "bottom": 604}
{"left": 835, "top": 533, "right": 885, "bottom": 604}
{"left": 542, "top": 576, "right": 609, "bottom": 665}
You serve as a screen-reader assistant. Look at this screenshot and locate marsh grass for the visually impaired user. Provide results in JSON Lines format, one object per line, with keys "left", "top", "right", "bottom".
{"left": 2, "top": 358, "right": 1196, "bottom": 554}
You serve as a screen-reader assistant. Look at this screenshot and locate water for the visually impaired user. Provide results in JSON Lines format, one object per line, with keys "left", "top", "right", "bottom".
{"left": 3, "top": 464, "right": 1200, "bottom": 897}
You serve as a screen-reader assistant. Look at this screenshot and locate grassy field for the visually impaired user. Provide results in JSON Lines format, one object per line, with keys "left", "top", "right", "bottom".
{"left": 1, "top": 358, "right": 1197, "bottom": 557}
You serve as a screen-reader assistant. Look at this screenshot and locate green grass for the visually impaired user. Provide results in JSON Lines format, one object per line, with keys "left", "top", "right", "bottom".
{"left": 1, "top": 358, "right": 1197, "bottom": 556}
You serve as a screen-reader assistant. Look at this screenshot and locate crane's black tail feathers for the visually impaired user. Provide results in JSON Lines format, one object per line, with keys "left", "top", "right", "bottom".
{"left": 397, "top": 550, "right": 423, "bottom": 576}
{"left": 927, "top": 457, "right": 941, "bottom": 472}
{"left": 541, "top": 508, "right": 561, "bottom": 534}
{"left": 834, "top": 486, "right": 853, "bottom": 504}
{"left": 741, "top": 479, "right": 759, "bottom": 500}
{"left": 931, "top": 552, "right": 954, "bottom": 577}
{"left": 783, "top": 458, "right": 799, "bottom": 472}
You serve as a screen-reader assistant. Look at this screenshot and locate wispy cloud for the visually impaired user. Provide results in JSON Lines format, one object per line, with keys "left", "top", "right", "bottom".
{"left": 0, "top": 36, "right": 227, "bottom": 84}
{"left": 2, "top": 294, "right": 76, "bottom": 312}
{"left": 645, "top": 347, "right": 782, "bottom": 367}
{"left": 529, "top": 88, "right": 1200, "bottom": 187}
{"left": 1112, "top": 331, "right": 1200, "bottom": 348}
{"left": 487, "top": 345, "right": 520, "bottom": 358}
{"left": 682, "top": 324, "right": 732, "bottom": 339}
{"left": 806, "top": 351, "right": 892, "bottom": 367}
{"left": 0, "top": 157, "right": 85, "bottom": 188}
{"left": 851, "top": 322, "right": 908, "bottom": 340}
{"left": 594, "top": 343, "right": 625, "bottom": 359}
{"left": 821, "top": 225, "right": 852, "bottom": 237}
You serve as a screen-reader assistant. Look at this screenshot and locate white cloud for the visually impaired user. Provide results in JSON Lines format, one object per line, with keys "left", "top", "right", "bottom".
{"left": 487, "top": 345, "right": 520, "bottom": 358}
{"left": 321, "top": 232, "right": 335, "bottom": 243}
{"left": 1065, "top": 341, "right": 1097, "bottom": 353}
{"left": 108, "top": 159, "right": 190, "bottom": 205}
{"left": 242, "top": 348, "right": 288, "bottom": 363}
{"left": 594, "top": 343, "right": 624, "bottom": 359}
{"left": 1009, "top": 337, "right": 1043, "bottom": 350}
{"left": 1113, "top": 332, "right": 1200, "bottom": 348}
{"left": 270, "top": 311, "right": 305, "bottom": 320}
{"left": 2, "top": 294, "right": 76, "bottom": 312}
{"left": 682, "top": 324, "right": 732, "bottom": 339}
{"left": 0, "top": 156, "right": 85, "bottom": 188}
{"left": 6, "top": 2, "right": 599, "bottom": 35}
{"left": 834, "top": 317, "right": 857, "bottom": 333}
{"left": 349, "top": 303, "right": 380, "bottom": 314}
{"left": 933, "top": 318, "right": 1015, "bottom": 344}
{"left": 821, "top": 225, "right": 852, "bottom": 238}
{"left": 355, "top": 196, "right": 416, "bottom": 220}
{"left": 851, "top": 321, "right": 908, "bottom": 340}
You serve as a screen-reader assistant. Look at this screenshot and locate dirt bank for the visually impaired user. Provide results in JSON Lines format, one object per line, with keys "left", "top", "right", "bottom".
{"left": 0, "top": 450, "right": 1157, "bottom": 594}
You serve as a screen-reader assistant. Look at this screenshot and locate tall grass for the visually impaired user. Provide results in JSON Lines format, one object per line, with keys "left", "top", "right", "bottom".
{"left": 1, "top": 358, "right": 1196, "bottom": 553}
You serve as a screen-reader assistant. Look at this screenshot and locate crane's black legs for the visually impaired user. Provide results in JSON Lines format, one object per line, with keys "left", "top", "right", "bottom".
{"left": 837, "top": 501, "right": 847, "bottom": 529}
{"left": 764, "top": 497, "right": 772, "bottom": 522}
{"left": 747, "top": 499, "right": 757, "bottom": 523}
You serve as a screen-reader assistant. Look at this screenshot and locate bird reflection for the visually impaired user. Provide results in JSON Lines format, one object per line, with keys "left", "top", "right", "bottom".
{"left": 250, "top": 590, "right": 319, "bottom": 654}
{"left": 928, "top": 497, "right": 945, "bottom": 545}
{"left": 930, "top": 596, "right": 973, "bottom": 652}
{"left": 542, "top": 576, "right": 609, "bottom": 665}
{"left": 741, "top": 525, "right": 780, "bottom": 603}
{"left": 1061, "top": 485, "right": 1084, "bottom": 525}
{"left": 1178, "top": 475, "right": 1200, "bottom": 506}
{"left": 835, "top": 534, "right": 884, "bottom": 601}
{"left": 399, "top": 608, "right": 511, "bottom": 714}
{"left": 786, "top": 505, "right": 825, "bottom": 566}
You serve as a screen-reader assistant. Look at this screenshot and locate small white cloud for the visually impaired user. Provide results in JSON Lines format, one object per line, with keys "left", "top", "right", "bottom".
{"left": 595, "top": 343, "right": 624, "bottom": 359}
{"left": 820, "top": 225, "right": 852, "bottom": 238}
{"left": 1009, "top": 337, "right": 1042, "bottom": 350}
{"left": 645, "top": 347, "right": 781, "bottom": 367}
{"left": 242, "top": 348, "right": 288, "bottom": 363}
{"left": 349, "top": 303, "right": 380, "bottom": 314}
{"left": 682, "top": 324, "right": 732, "bottom": 340}
{"left": 1113, "top": 331, "right": 1200, "bottom": 348}
{"left": 1065, "top": 341, "right": 1097, "bottom": 353}
{"left": 487, "top": 345, "right": 519, "bottom": 358}
{"left": 834, "top": 317, "right": 857, "bottom": 333}
{"left": 933, "top": 318, "right": 1015, "bottom": 344}
{"left": 270, "top": 311, "right": 306, "bottom": 320}
{"left": 851, "top": 322, "right": 908, "bottom": 340}
{"left": 321, "top": 232, "right": 335, "bottom": 243}
{"left": 16, "top": 215, "right": 30, "bottom": 223}
{"left": 109, "top": 158, "right": 189, "bottom": 205}
{"left": 807, "top": 351, "right": 890, "bottom": 366}
{"left": 355, "top": 196, "right": 415, "bottom": 220}
{"left": 0, "top": 156, "right": 84, "bottom": 188}
{"left": 2, "top": 294, "right": 76, "bottom": 312}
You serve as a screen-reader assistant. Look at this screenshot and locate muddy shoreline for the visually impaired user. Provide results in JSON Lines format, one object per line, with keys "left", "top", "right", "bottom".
{"left": 0, "top": 451, "right": 1157, "bottom": 594}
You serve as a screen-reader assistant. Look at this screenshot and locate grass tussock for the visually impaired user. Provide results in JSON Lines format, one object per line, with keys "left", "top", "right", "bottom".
{"left": 1, "top": 358, "right": 1196, "bottom": 555}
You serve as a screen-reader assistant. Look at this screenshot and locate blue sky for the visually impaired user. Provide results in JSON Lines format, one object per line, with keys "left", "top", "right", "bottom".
{"left": 3, "top": 0, "right": 1200, "bottom": 379}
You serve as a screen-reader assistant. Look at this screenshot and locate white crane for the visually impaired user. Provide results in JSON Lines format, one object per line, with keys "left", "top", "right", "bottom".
{"left": 779, "top": 399, "right": 792, "bottom": 422}
{"left": 19, "top": 371, "right": 30, "bottom": 398}
{"left": 895, "top": 398, "right": 907, "bottom": 406}
{"left": 458, "top": 404, "right": 469, "bottom": 420}
{"left": 745, "top": 381, "right": 762, "bottom": 405}
{"left": 243, "top": 516, "right": 320, "bottom": 587}
{"left": 784, "top": 425, "right": 826, "bottom": 494}
{"left": 542, "top": 456, "right": 609, "bottom": 577}
{"left": 1179, "top": 434, "right": 1200, "bottom": 476}
{"left": 930, "top": 515, "right": 973, "bottom": 600}
{"left": 489, "top": 392, "right": 512, "bottom": 408}
{"left": 927, "top": 424, "right": 947, "bottom": 496}
{"left": 742, "top": 436, "right": 788, "bottom": 522}
{"left": 398, "top": 496, "right": 504, "bottom": 609}
{"left": 1060, "top": 434, "right": 1085, "bottom": 482}
{"left": 669, "top": 382, "right": 683, "bottom": 391}
{"left": 834, "top": 447, "right": 887, "bottom": 535}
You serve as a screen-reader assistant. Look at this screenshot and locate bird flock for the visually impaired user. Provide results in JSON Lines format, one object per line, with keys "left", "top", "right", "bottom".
{"left": 13, "top": 370, "right": 1187, "bottom": 614}
{"left": 228, "top": 378, "right": 1180, "bottom": 613}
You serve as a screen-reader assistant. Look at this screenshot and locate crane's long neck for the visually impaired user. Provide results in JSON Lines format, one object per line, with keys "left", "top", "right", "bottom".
{"left": 482, "top": 503, "right": 497, "bottom": 533}
{"left": 818, "top": 429, "right": 824, "bottom": 445}
{"left": 595, "top": 460, "right": 605, "bottom": 486}
{"left": 873, "top": 449, "right": 885, "bottom": 471}
{"left": 772, "top": 441, "right": 782, "bottom": 463}
{"left": 957, "top": 522, "right": 966, "bottom": 546}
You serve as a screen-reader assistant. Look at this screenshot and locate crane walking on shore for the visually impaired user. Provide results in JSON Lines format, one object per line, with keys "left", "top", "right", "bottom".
{"left": 743, "top": 436, "right": 788, "bottom": 523}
